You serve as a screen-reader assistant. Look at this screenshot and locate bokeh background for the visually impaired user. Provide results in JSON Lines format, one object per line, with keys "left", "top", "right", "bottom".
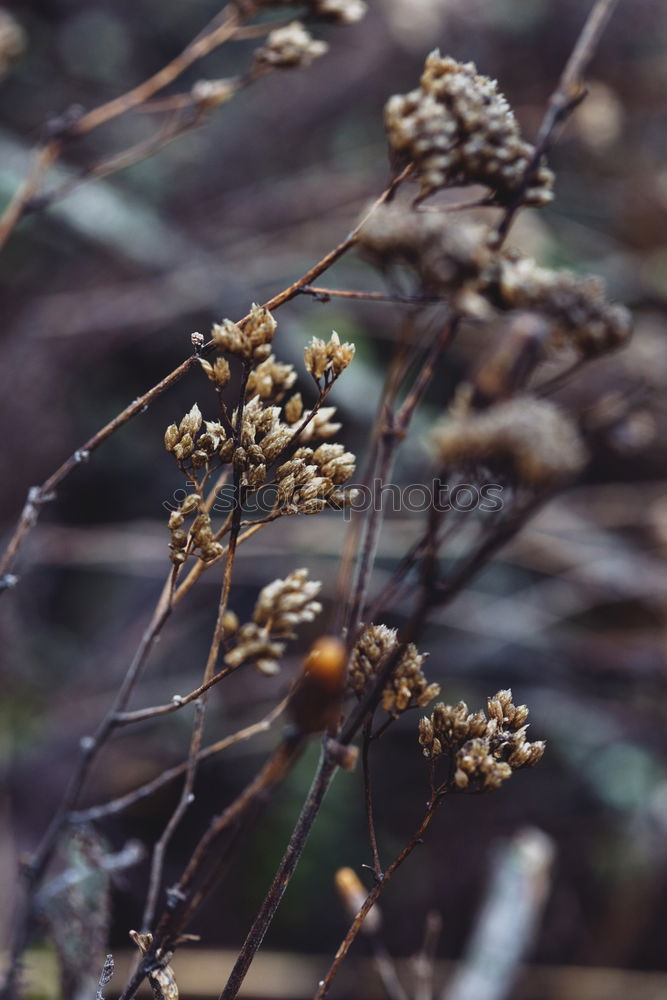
{"left": 2, "top": 1, "right": 667, "bottom": 997}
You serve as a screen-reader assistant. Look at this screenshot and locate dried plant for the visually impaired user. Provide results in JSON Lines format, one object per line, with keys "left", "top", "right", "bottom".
{"left": 1, "top": 2, "right": 633, "bottom": 1000}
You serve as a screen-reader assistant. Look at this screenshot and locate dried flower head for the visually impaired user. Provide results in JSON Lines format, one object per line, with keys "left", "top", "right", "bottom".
{"left": 295, "top": 405, "right": 342, "bottom": 442}
{"left": 253, "top": 568, "right": 322, "bottom": 637}
{"left": 165, "top": 407, "right": 233, "bottom": 470}
{"left": 191, "top": 78, "right": 239, "bottom": 110}
{"left": 314, "top": 0, "right": 367, "bottom": 22}
{"left": 419, "top": 689, "right": 545, "bottom": 791}
{"left": 349, "top": 624, "right": 398, "bottom": 694}
{"left": 166, "top": 492, "right": 223, "bottom": 565}
{"left": 225, "top": 570, "right": 323, "bottom": 676}
{"left": 254, "top": 22, "right": 328, "bottom": 70}
{"left": 246, "top": 355, "right": 297, "bottom": 401}
{"left": 381, "top": 644, "right": 440, "bottom": 716}
{"left": 212, "top": 304, "right": 277, "bottom": 361}
{"left": 275, "top": 443, "right": 356, "bottom": 514}
{"left": 304, "top": 331, "right": 355, "bottom": 382}
{"left": 349, "top": 625, "right": 438, "bottom": 716}
{"left": 431, "top": 396, "right": 587, "bottom": 490}
{"left": 359, "top": 203, "right": 493, "bottom": 303}
{"left": 496, "top": 256, "right": 633, "bottom": 359}
{"left": 385, "top": 51, "right": 554, "bottom": 206}
{"left": 199, "top": 356, "right": 231, "bottom": 389}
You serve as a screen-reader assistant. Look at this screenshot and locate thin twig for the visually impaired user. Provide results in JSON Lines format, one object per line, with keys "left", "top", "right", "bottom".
{"left": 0, "top": 168, "right": 412, "bottom": 594}
{"left": 299, "top": 285, "right": 441, "bottom": 305}
{"left": 0, "top": 5, "right": 243, "bottom": 249}
{"left": 345, "top": 316, "right": 457, "bottom": 633}
{"left": 0, "top": 567, "right": 178, "bottom": 1000}
{"left": 141, "top": 699, "right": 206, "bottom": 930}
{"left": 141, "top": 360, "right": 252, "bottom": 930}
{"left": 494, "top": 0, "right": 621, "bottom": 245}
{"left": 362, "top": 718, "right": 383, "bottom": 879}
{"left": 69, "top": 698, "right": 288, "bottom": 823}
{"left": 314, "top": 798, "right": 443, "bottom": 1000}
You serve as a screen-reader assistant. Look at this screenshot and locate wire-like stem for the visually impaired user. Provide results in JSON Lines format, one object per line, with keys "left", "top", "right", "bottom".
{"left": 69, "top": 698, "right": 288, "bottom": 823}
{"left": 314, "top": 797, "right": 443, "bottom": 1000}
{"left": 494, "top": 0, "right": 621, "bottom": 245}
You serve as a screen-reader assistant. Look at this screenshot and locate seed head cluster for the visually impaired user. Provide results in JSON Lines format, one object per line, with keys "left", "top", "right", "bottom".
{"left": 275, "top": 443, "right": 356, "bottom": 514}
{"left": 497, "top": 256, "right": 633, "bottom": 360}
{"left": 212, "top": 304, "right": 277, "bottom": 362}
{"left": 418, "top": 689, "right": 545, "bottom": 790}
{"left": 431, "top": 396, "right": 588, "bottom": 491}
{"left": 349, "top": 625, "right": 440, "bottom": 716}
{"left": 385, "top": 51, "right": 554, "bottom": 206}
{"left": 225, "top": 569, "right": 322, "bottom": 676}
{"left": 164, "top": 405, "right": 234, "bottom": 471}
{"left": 164, "top": 307, "right": 357, "bottom": 562}
{"left": 167, "top": 495, "right": 223, "bottom": 566}
{"left": 304, "top": 332, "right": 356, "bottom": 383}
{"left": 360, "top": 204, "right": 492, "bottom": 305}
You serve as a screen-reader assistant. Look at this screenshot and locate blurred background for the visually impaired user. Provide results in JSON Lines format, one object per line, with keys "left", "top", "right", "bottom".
{"left": 2, "top": 0, "right": 667, "bottom": 997}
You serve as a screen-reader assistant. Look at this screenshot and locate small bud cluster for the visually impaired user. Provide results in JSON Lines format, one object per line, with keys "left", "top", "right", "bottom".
{"left": 245, "top": 355, "right": 297, "bottom": 401}
{"left": 381, "top": 643, "right": 441, "bottom": 716}
{"left": 431, "top": 396, "right": 588, "bottom": 490}
{"left": 167, "top": 494, "right": 223, "bottom": 565}
{"left": 349, "top": 624, "right": 397, "bottom": 694}
{"left": 225, "top": 569, "right": 322, "bottom": 676}
{"left": 385, "top": 51, "right": 554, "bottom": 206}
{"left": 164, "top": 406, "right": 234, "bottom": 471}
{"left": 304, "top": 332, "right": 356, "bottom": 383}
{"left": 199, "top": 355, "right": 231, "bottom": 389}
{"left": 418, "top": 689, "right": 545, "bottom": 790}
{"left": 349, "top": 625, "right": 440, "bottom": 716}
{"left": 212, "top": 304, "right": 277, "bottom": 362}
{"left": 191, "top": 78, "right": 239, "bottom": 111}
{"left": 275, "top": 443, "right": 356, "bottom": 514}
{"left": 164, "top": 309, "right": 356, "bottom": 561}
{"left": 496, "top": 256, "right": 633, "bottom": 360}
{"left": 254, "top": 22, "right": 328, "bottom": 70}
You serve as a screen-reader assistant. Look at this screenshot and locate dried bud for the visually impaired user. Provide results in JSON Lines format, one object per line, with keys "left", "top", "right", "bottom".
{"left": 254, "top": 22, "right": 328, "bottom": 70}
{"left": 179, "top": 404, "right": 203, "bottom": 438}
{"left": 192, "top": 77, "right": 239, "bottom": 109}
{"left": 304, "top": 331, "right": 355, "bottom": 381}
{"left": 200, "top": 356, "right": 231, "bottom": 388}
